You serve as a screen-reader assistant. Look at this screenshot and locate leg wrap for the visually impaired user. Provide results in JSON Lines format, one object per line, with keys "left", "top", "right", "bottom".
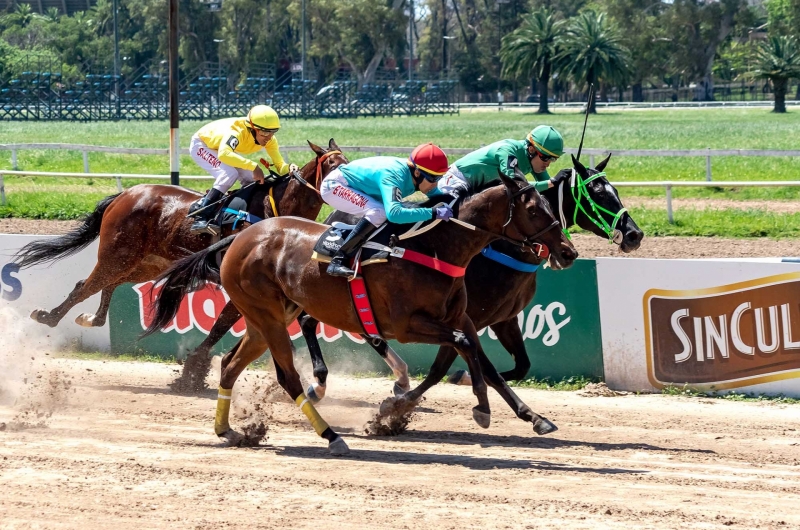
{"left": 295, "top": 394, "right": 330, "bottom": 437}
{"left": 214, "top": 386, "right": 233, "bottom": 435}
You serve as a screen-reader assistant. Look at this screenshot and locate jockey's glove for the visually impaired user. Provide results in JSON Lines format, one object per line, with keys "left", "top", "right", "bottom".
{"left": 432, "top": 203, "right": 454, "bottom": 221}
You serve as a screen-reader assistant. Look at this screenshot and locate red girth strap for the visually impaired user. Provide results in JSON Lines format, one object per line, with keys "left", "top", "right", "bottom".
{"left": 349, "top": 276, "right": 380, "bottom": 337}
{"left": 391, "top": 247, "right": 466, "bottom": 277}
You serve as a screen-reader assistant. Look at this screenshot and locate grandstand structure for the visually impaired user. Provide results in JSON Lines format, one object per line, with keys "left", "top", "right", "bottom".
{"left": 0, "top": 56, "right": 459, "bottom": 121}
{"left": 0, "top": 0, "right": 93, "bottom": 15}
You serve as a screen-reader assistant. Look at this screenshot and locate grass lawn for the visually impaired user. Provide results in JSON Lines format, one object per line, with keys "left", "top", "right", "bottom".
{"left": 1, "top": 107, "right": 799, "bottom": 236}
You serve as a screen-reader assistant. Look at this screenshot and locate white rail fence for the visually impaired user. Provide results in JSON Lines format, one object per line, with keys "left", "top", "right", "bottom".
{"left": 2, "top": 169, "right": 798, "bottom": 224}
{"left": 3, "top": 143, "right": 800, "bottom": 181}
{"left": 2, "top": 143, "right": 800, "bottom": 224}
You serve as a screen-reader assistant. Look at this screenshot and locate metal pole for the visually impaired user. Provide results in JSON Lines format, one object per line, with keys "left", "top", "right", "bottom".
{"left": 706, "top": 147, "right": 712, "bottom": 181}
{"left": 666, "top": 185, "right": 673, "bottom": 224}
{"left": 11, "top": 149, "right": 17, "bottom": 170}
{"left": 113, "top": 0, "right": 120, "bottom": 119}
{"left": 0, "top": 173, "right": 5, "bottom": 206}
{"left": 169, "top": 0, "right": 180, "bottom": 186}
{"left": 410, "top": 0, "right": 416, "bottom": 80}
{"left": 83, "top": 150, "right": 89, "bottom": 173}
{"left": 301, "top": 0, "right": 306, "bottom": 83}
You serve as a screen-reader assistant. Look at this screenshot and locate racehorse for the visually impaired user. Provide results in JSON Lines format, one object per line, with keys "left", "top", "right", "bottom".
{"left": 146, "top": 173, "right": 578, "bottom": 454}
{"left": 301, "top": 154, "right": 643, "bottom": 402}
{"left": 12, "top": 140, "right": 347, "bottom": 337}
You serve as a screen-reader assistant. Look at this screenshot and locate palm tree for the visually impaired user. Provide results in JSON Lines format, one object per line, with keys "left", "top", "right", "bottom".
{"left": 755, "top": 35, "right": 800, "bottom": 113}
{"left": 557, "top": 11, "right": 631, "bottom": 113}
{"left": 500, "top": 7, "right": 565, "bottom": 114}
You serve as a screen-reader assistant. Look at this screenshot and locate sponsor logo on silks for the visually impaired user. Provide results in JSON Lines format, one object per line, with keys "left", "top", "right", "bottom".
{"left": 643, "top": 272, "right": 800, "bottom": 391}
{"left": 355, "top": 294, "right": 366, "bottom": 299}
{"left": 0, "top": 262, "right": 22, "bottom": 302}
{"left": 132, "top": 281, "right": 365, "bottom": 344}
{"left": 332, "top": 185, "right": 369, "bottom": 209}
{"left": 226, "top": 135, "right": 239, "bottom": 150}
{"left": 359, "top": 308, "right": 369, "bottom": 313}
{"left": 477, "top": 301, "right": 571, "bottom": 347}
{"left": 508, "top": 155, "right": 518, "bottom": 170}
{"left": 392, "top": 187, "right": 402, "bottom": 203}
{"left": 322, "top": 240, "right": 341, "bottom": 251}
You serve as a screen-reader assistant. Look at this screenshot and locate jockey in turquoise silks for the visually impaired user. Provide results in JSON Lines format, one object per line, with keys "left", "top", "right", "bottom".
{"left": 319, "top": 143, "right": 451, "bottom": 278}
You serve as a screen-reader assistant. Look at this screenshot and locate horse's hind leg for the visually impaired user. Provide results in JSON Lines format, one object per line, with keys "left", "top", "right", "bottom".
{"left": 172, "top": 301, "right": 243, "bottom": 394}
{"left": 75, "top": 285, "right": 117, "bottom": 328}
{"left": 448, "top": 318, "right": 531, "bottom": 386}
{"left": 31, "top": 265, "right": 122, "bottom": 328}
{"left": 365, "top": 336, "right": 410, "bottom": 395}
{"left": 298, "top": 312, "right": 329, "bottom": 403}
{"left": 264, "top": 322, "right": 349, "bottom": 455}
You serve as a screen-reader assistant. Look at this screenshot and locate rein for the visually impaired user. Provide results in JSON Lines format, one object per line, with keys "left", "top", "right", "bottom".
{"left": 558, "top": 169, "right": 626, "bottom": 244}
{"left": 267, "top": 150, "right": 344, "bottom": 218}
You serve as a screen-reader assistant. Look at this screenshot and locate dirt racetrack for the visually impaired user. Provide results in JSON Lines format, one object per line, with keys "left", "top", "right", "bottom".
{"left": 2, "top": 356, "right": 799, "bottom": 529}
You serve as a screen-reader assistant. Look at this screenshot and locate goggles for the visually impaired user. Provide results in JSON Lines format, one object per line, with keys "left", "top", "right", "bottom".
{"left": 533, "top": 148, "right": 559, "bottom": 163}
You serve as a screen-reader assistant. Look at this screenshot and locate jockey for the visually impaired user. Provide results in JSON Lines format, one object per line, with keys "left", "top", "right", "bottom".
{"left": 320, "top": 143, "right": 452, "bottom": 278}
{"left": 188, "top": 104, "right": 298, "bottom": 235}
{"left": 437, "top": 125, "right": 569, "bottom": 198}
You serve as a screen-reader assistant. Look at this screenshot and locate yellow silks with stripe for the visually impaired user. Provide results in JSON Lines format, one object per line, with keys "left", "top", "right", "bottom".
{"left": 215, "top": 387, "right": 233, "bottom": 435}
{"left": 295, "top": 394, "right": 329, "bottom": 436}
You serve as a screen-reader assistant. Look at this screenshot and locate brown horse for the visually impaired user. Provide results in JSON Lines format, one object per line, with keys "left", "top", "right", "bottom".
{"left": 147, "top": 173, "right": 578, "bottom": 454}
{"left": 12, "top": 139, "right": 347, "bottom": 333}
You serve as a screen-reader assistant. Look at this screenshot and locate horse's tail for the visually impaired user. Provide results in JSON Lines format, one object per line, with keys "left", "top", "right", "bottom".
{"left": 143, "top": 235, "right": 237, "bottom": 337}
{"left": 12, "top": 192, "right": 121, "bottom": 269}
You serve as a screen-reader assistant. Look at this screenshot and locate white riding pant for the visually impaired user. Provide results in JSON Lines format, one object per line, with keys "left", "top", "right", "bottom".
{"left": 436, "top": 166, "right": 469, "bottom": 196}
{"left": 320, "top": 169, "right": 387, "bottom": 227}
{"left": 190, "top": 135, "right": 254, "bottom": 193}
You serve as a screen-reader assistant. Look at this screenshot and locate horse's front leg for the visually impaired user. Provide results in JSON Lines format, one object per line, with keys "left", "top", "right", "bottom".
{"left": 448, "top": 317, "right": 532, "bottom": 386}
{"left": 298, "top": 311, "right": 329, "bottom": 403}
{"left": 397, "top": 313, "right": 491, "bottom": 428}
{"left": 363, "top": 336, "right": 411, "bottom": 395}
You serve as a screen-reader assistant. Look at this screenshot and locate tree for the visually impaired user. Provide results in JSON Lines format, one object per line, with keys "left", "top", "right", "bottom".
{"left": 500, "top": 7, "right": 564, "bottom": 113}
{"left": 755, "top": 35, "right": 800, "bottom": 113}
{"left": 557, "top": 10, "right": 630, "bottom": 112}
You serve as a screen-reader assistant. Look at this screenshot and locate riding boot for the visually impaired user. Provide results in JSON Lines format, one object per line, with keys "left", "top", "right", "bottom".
{"left": 326, "top": 218, "right": 378, "bottom": 278}
{"left": 190, "top": 188, "right": 225, "bottom": 235}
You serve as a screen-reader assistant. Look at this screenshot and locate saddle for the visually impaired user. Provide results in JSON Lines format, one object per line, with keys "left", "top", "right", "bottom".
{"left": 311, "top": 223, "right": 392, "bottom": 266}
{"left": 188, "top": 182, "right": 269, "bottom": 232}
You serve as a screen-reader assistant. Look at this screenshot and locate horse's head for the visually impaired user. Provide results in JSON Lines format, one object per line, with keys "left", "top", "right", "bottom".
{"left": 546, "top": 154, "right": 643, "bottom": 253}
{"left": 268, "top": 139, "right": 349, "bottom": 221}
{"left": 497, "top": 172, "right": 578, "bottom": 270}
{"left": 306, "top": 138, "right": 349, "bottom": 190}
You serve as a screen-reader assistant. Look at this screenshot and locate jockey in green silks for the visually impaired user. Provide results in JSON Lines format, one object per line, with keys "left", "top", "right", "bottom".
{"left": 436, "top": 125, "right": 570, "bottom": 197}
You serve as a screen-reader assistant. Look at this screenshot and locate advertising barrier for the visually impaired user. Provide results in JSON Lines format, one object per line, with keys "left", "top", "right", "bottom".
{"left": 597, "top": 258, "right": 800, "bottom": 397}
{"left": 0, "top": 235, "right": 109, "bottom": 350}
{"left": 108, "top": 259, "right": 604, "bottom": 379}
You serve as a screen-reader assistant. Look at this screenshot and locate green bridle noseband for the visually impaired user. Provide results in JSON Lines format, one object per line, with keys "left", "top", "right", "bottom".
{"left": 558, "top": 169, "right": 627, "bottom": 245}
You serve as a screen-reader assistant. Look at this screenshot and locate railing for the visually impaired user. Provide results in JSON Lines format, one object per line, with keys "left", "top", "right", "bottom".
{"left": 2, "top": 168, "right": 798, "bottom": 224}
{"left": 3, "top": 143, "right": 800, "bottom": 182}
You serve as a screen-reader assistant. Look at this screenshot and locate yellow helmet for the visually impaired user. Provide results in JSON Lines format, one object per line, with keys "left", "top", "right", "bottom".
{"left": 247, "top": 105, "right": 280, "bottom": 131}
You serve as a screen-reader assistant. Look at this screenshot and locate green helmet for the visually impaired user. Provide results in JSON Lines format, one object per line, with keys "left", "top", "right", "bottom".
{"left": 526, "top": 125, "right": 564, "bottom": 158}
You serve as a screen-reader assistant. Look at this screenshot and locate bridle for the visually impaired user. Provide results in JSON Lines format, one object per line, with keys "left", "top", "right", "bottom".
{"left": 500, "top": 179, "right": 560, "bottom": 251}
{"left": 557, "top": 168, "right": 626, "bottom": 245}
{"left": 266, "top": 149, "right": 345, "bottom": 218}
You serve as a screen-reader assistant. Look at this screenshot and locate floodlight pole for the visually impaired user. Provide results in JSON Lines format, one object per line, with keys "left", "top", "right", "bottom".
{"left": 408, "top": 0, "right": 413, "bottom": 82}
{"left": 169, "top": 0, "right": 180, "bottom": 185}
{"left": 301, "top": 0, "right": 306, "bottom": 82}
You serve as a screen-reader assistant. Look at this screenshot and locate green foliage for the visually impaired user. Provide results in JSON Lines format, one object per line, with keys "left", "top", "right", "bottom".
{"left": 755, "top": 35, "right": 800, "bottom": 80}
{"left": 509, "top": 375, "right": 597, "bottom": 390}
{"left": 557, "top": 10, "right": 631, "bottom": 109}
{"left": 662, "top": 383, "right": 800, "bottom": 404}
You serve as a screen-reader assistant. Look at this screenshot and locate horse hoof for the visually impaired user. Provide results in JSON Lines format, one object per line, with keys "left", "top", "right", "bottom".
{"left": 307, "top": 382, "right": 326, "bottom": 404}
{"left": 472, "top": 407, "right": 491, "bottom": 429}
{"left": 379, "top": 396, "right": 406, "bottom": 417}
{"left": 217, "top": 429, "right": 245, "bottom": 447}
{"left": 328, "top": 436, "right": 350, "bottom": 456}
{"left": 392, "top": 381, "right": 410, "bottom": 396}
{"left": 30, "top": 309, "right": 45, "bottom": 323}
{"left": 75, "top": 313, "right": 96, "bottom": 328}
{"left": 447, "top": 369, "right": 472, "bottom": 386}
{"left": 533, "top": 416, "right": 558, "bottom": 436}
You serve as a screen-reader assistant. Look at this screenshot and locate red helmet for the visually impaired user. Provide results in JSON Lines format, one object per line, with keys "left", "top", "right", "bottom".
{"left": 408, "top": 143, "right": 449, "bottom": 177}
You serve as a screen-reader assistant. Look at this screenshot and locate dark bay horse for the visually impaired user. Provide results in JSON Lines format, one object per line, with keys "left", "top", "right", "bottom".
{"left": 147, "top": 174, "right": 578, "bottom": 454}
{"left": 12, "top": 139, "right": 347, "bottom": 333}
{"left": 299, "top": 155, "right": 643, "bottom": 430}
{"left": 303, "top": 154, "right": 643, "bottom": 402}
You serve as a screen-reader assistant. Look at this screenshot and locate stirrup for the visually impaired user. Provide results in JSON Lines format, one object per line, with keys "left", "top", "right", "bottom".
{"left": 327, "top": 256, "right": 355, "bottom": 278}
{"left": 190, "top": 220, "right": 220, "bottom": 236}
